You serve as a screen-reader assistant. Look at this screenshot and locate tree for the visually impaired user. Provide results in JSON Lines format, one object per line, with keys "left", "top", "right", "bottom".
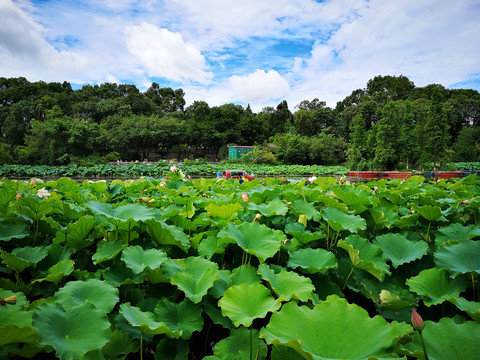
{"left": 424, "top": 87, "right": 450, "bottom": 169}
{"left": 398, "top": 100, "right": 419, "bottom": 168}
{"left": 453, "top": 127, "right": 480, "bottom": 162}
{"left": 346, "top": 114, "right": 368, "bottom": 169}
{"left": 373, "top": 101, "right": 401, "bottom": 170}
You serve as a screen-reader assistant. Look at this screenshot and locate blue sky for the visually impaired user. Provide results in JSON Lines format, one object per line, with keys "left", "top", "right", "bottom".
{"left": 1, "top": 0, "right": 480, "bottom": 111}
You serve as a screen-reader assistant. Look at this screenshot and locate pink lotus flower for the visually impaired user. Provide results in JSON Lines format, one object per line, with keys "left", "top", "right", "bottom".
{"left": 170, "top": 165, "right": 177, "bottom": 172}
{"left": 29, "top": 178, "right": 36, "bottom": 185}
{"left": 15, "top": 193, "right": 21, "bottom": 200}
{"left": 242, "top": 192, "right": 248, "bottom": 202}
{"left": 411, "top": 308, "right": 425, "bottom": 332}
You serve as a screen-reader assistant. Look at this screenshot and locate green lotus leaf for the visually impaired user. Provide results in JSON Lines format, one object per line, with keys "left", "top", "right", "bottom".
{"left": 92, "top": 240, "right": 127, "bottom": 264}
{"left": 121, "top": 245, "right": 167, "bottom": 274}
{"left": 271, "top": 344, "right": 305, "bottom": 360}
{"left": 170, "top": 256, "right": 219, "bottom": 303}
{"left": 401, "top": 318, "right": 480, "bottom": 360}
{"left": 373, "top": 233, "right": 428, "bottom": 268}
{"left": 155, "top": 337, "right": 189, "bottom": 360}
{"left": 394, "top": 213, "right": 420, "bottom": 229}
{"left": 85, "top": 201, "right": 156, "bottom": 226}
{"left": 379, "top": 290, "right": 414, "bottom": 311}
{"left": 260, "top": 295, "right": 400, "bottom": 360}
{"left": 0, "top": 222, "right": 29, "bottom": 241}
{"left": 406, "top": 268, "right": 468, "bottom": 306}
{"left": 291, "top": 199, "right": 319, "bottom": 219}
{"left": 213, "top": 327, "right": 267, "bottom": 360}
{"left": 414, "top": 205, "right": 443, "bottom": 221}
{"left": 435, "top": 240, "right": 480, "bottom": 276}
{"left": 17, "top": 196, "right": 53, "bottom": 221}
{"left": 33, "top": 302, "right": 111, "bottom": 359}
{"left": 247, "top": 199, "right": 288, "bottom": 217}
{"left": 284, "top": 223, "right": 324, "bottom": 246}
{"left": 54, "top": 215, "right": 96, "bottom": 251}
{"left": 55, "top": 279, "right": 119, "bottom": 313}
{"left": 198, "top": 235, "right": 228, "bottom": 259}
{"left": 145, "top": 219, "right": 190, "bottom": 252}
{"left": 34, "top": 259, "right": 75, "bottom": 283}
{"left": 103, "top": 262, "right": 142, "bottom": 286}
{"left": 101, "top": 329, "right": 139, "bottom": 360}
{"left": 205, "top": 203, "right": 242, "bottom": 219}
{"left": 258, "top": 263, "right": 314, "bottom": 302}
{"left": 321, "top": 207, "right": 366, "bottom": 233}
{"left": 1, "top": 246, "right": 48, "bottom": 272}
{"left": 119, "top": 303, "right": 181, "bottom": 337}
{"left": 435, "top": 223, "right": 480, "bottom": 247}
{"left": 0, "top": 306, "right": 37, "bottom": 346}
{"left": 287, "top": 248, "right": 337, "bottom": 274}
{"left": 449, "top": 297, "right": 480, "bottom": 323}
{"left": 211, "top": 264, "right": 261, "bottom": 298}
{"left": 332, "top": 187, "right": 371, "bottom": 213}
{"left": 0, "top": 188, "right": 15, "bottom": 210}
{"left": 218, "top": 283, "right": 281, "bottom": 327}
{"left": 154, "top": 298, "right": 203, "bottom": 340}
{"left": 366, "top": 208, "right": 393, "bottom": 229}
{"left": 337, "top": 235, "right": 391, "bottom": 281}
{"left": 218, "top": 222, "right": 285, "bottom": 263}
{"left": 315, "top": 195, "right": 349, "bottom": 212}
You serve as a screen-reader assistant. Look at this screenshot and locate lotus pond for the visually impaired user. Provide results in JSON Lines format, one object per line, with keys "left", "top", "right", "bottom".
{"left": 1, "top": 172, "right": 480, "bottom": 359}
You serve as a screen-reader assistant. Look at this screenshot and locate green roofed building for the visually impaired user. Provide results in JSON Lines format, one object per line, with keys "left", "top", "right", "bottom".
{"left": 228, "top": 146, "right": 255, "bottom": 160}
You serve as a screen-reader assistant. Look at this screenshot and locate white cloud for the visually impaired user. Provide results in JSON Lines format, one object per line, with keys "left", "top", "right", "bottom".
{"left": 125, "top": 22, "right": 213, "bottom": 84}
{"left": 0, "top": 0, "right": 87, "bottom": 82}
{"left": 229, "top": 69, "right": 290, "bottom": 103}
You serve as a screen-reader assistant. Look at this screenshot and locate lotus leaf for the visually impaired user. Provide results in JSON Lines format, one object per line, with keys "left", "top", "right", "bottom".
{"left": 0, "top": 222, "right": 30, "bottom": 241}
{"left": 379, "top": 290, "right": 414, "bottom": 311}
{"left": 271, "top": 344, "right": 305, "bottom": 360}
{"left": 121, "top": 245, "right": 167, "bottom": 274}
{"left": 92, "top": 240, "right": 127, "bottom": 264}
{"left": 145, "top": 219, "right": 190, "bottom": 252}
{"left": 291, "top": 199, "right": 319, "bottom": 219}
{"left": 321, "top": 207, "right": 366, "bottom": 233}
{"left": 85, "top": 201, "right": 156, "bottom": 226}
{"left": 218, "top": 222, "right": 285, "bottom": 263}
{"left": 406, "top": 268, "right": 468, "bottom": 306}
{"left": 435, "top": 240, "right": 480, "bottom": 276}
{"left": 332, "top": 187, "right": 371, "bottom": 213}
{"left": 1, "top": 246, "right": 48, "bottom": 272}
{"left": 218, "top": 283, "right": 281, "bottom": 327}
{"left": 212, "top": 327, "right": 267, "bottom": 360}
{"left": 155, "top": 338, "right": 189, "bottom": 360}
{"left": 258, "top": 263, "right": 314, "bottom": 302}
{"left": 373, "top": 233, "right": 428, "bottom": 268}
{"left": 260, "top": 295, "right": 400, "bottom": 360}
{"left": 101, "top": 329, "right": 139, "bottom": 360}
{"left": 17, "top": 196, "right": 53, "bottom": 221}
{"left": 53, "top": 216, "right": 96, "bottom": 251}
{"left": 154, "top": 298, "right": 203, "bottom": 339}
{"left": 170, "top": 256, "right": 219, "bottom": 303}
{"left": 367, "top": 208, "right": 396, "bottom": 230}
{"left": 34, "top": 259, "right": 75, "bottom": 283}
{"left": 394, "top": 213, "right": 420, "bottom": 229}
{"left": 103, "top": 262, "right": 142, "bottom": 286}
{"left": 402, "top": 318, "right": 480, "bottom": 360}
{"left": 449, "top": 297, "right": 480, "bottom": 323}
{"left": 434, "top": 223, "right": 480, "bottom": 247}
{"left": 0, "top": 306, "right": 37, "bottom": 346}
{"left": 247, "top": 199, "right": 288, "bottom": 217}
{"left": 211, "top": 264, "right": 261, "bottom": 298}
{"left": 119, "top": 303, "right": 181, "bottom": 337}
{"left": 205, "top": 203, "right": 242, "bottom": 219}
{"left": 337, "top": 235, "right": 391, "bottom": 281}
{"left": 284, "top": 222, "right": 324, "bottom": 246}
{"left": 414, "top": 205, "right": 443, "bottom": 221}
{"left": 33, "top": 302, "right": 111, "bottom": 359}
{"left": 55, "top": 279, "right": 119, "bottom": 313}
{"left": 287, "top": 248, "right": 337, "bottom": 274}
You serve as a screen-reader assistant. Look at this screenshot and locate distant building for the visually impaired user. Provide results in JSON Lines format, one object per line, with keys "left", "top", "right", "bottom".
{"left": 228, "top": 145, "right": 255, "bottom": 160}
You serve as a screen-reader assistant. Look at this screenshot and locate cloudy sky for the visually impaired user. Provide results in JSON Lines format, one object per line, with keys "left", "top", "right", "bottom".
{"left": 1, "top": 0, "right": 479, "bottom": 111}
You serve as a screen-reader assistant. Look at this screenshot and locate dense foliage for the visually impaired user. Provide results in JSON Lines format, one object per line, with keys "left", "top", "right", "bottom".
{"left": 1, "top": 75, "right": 479, "bottom": 168}
{"left": 1, "top": 173, "right": 480, "bottom": 359}
{"left": 0, "top": 163, "right": 349, "bottom": 179}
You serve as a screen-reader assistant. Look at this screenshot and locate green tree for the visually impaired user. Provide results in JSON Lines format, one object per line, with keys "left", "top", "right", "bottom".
{"left": 309, "top": 132, "right": 347, "bottom": 165}
{"left": 373, "top": 101, "right": 401, "bottom": 170}
{"left": 453, "top": 126, "right": 480, "bottom": 162}
{"left": 346, "top": 114, "right": 368, "bottom": 169}
{"left": 424, "top": 87, "right": 450, "bottom": 169}
{"left": 398, "top": 100, "right": 419, "bottom": 168}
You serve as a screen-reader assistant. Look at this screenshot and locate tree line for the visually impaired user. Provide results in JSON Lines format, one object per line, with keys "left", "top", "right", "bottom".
{"left": 0, "top": 75, "right": 479, "bottom": 169}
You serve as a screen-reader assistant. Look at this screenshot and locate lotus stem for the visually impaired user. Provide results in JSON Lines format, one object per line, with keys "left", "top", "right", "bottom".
{"left": 250, "top": 325, "right": 253, "bottom": 360}
{"left": 342, "top": 266, "right": 355, "bottom": 291}
{"left": 140, "top": 334, "right": 143, "bottom": 360}
{"left": 419, "top": 331, "right": 429, "bottom": 360}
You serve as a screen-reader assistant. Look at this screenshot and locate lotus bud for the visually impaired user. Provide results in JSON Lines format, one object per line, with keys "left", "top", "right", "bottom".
{"left": 242, "top": 192, "right": 248, "bottom": 202}
{"left": 1, "top": 295, "right": 17, "bottom": 306}
{"left": 29, "top": 178, "right": 36, "bottom": 185}
{"left": 147, "top": 198, "right": 155, "bottom": 206}
{"left": 15, "top": 193, "right": 21, "bottom": 200}
{"left": 411, "top": 308, "right": 425, "bottom": 332}
{"left": 254, "top": 214, "right": 261, "bottom": 223}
